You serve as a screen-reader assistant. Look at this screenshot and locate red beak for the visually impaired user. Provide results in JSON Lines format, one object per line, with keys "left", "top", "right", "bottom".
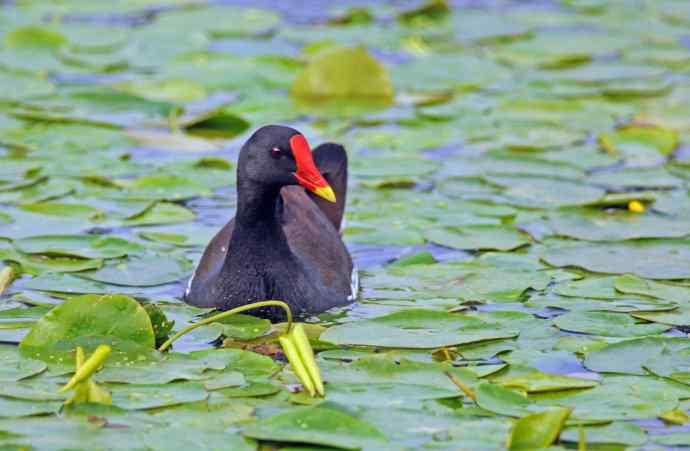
{"left": 290, "top": 134, "right": 336, "bottom": 203}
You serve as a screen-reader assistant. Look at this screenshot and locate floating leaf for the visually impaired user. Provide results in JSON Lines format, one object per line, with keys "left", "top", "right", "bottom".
{"left": 553, "top": 311, "right": 670, "bottom": 337}
{"left": 542, "top": 240, "right": 690, "bottom": 279}
{"left": 14, "top": 235, "right": 143, "bottom": 259}
{"left": 599, "top": 123, "right": 677, "bottom": 165}
{"left": 426, "top": 225, "right": 529, "bottom": 251}
{"left": 291, "top": 46, "right": 393, "bottom": 102}
{"left": 508, "top": 407, "right": 572, "bottom": 450}
{"left": 321, "top": 310, "right": 518, "bottom": 349}
{"left": 123, "top": 202, "right": 195, "bottom": 227}
{"left": 548, "top": 208, "right": 690, "bottom": 241}
{"left": 76, "top": 254, "right": 192, "bottom": 287}
{"left": 0, "top": 346, "right": 46, "bottom": 382}
{"left": 243, "top": 404, "right": 387, "bottom": 449}
{"left": 561, "top": 422, "right": 647, "bottom": 447}
{"left": 20, "top": 294, "right": 155, "bottom": 354}
{"left": 585, "top": 337, "right": 690, "bottom": 375}
{"left": 109, "top": 382, "right": 207, "bottom": 410}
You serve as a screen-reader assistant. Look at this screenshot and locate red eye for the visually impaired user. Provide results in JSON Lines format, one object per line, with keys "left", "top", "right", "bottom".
{"left": 271, "top": 147, "right": 282, "bottom": 159}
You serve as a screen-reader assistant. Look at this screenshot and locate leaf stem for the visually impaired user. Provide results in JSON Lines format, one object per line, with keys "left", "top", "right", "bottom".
{"left": 157, "top": 300, "right": 293, "bottom": 352}
{"left": 444, "top": 370, "right": 477, "bottom": 402}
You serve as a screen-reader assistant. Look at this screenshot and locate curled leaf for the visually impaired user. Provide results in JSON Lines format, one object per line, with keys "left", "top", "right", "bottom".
{"left": 279, "top": 334, "right": 316, "bottom": 397}
{"left": 61, "top": 345, "right": 112, "bottom": 406}
{"left": 291, "top": 323, "right": 324, "bottom": 396}
{"left": 60, "top": 344, "right": 111, "bottom": 392}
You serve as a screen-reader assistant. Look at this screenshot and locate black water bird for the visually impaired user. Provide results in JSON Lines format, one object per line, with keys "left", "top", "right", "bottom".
{"left": 184, "top": 125, "right": 356, "bottom": 319}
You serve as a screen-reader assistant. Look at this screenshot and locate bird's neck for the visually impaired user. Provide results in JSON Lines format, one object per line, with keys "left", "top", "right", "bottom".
{"left": 235, "top": 177, "right": 281, "bottom": 228}
{"left": 228, "top": 177, "right": 292, "bottom": 259}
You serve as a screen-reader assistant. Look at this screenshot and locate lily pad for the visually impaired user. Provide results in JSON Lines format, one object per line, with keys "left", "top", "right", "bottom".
{"left": 76, "top": 254, "right": 192, "bottom": 287}
{"left": 321, "top": 309, "right": 518, "bottom": 349}
{"left": 0, "top": 396, "right": 60, "bottom": 418}
{"left": 20, "top": 294, "right": 155, "bottom": 353}
{"left": 14, "top": 235, "right": 144, "bottom": 259}
{"left": 487, "top": 176, "right": 605, "bottom": 208}
{"left": 541, "top": 240, "right": 690, "bottom": 279}
{"left": 599, "top": 124, "right": 677, "bottom": 165}
{"left": 508, "top": 407, "right": 572, "bottom": 450}
{"left": 123, "top": 202, "right": 196, "bottom": 227}
{"left": 548, "top": 209, "right": 690, "bottom": 241}
{"left": 98, "top": 349, "right": 247, "bottom": 385}
{"left": 585, "top": 336, "right": 690, "bottom": 375}
{"left": 109, "top": 382, "right": 208, "bottom": 410}
{"left": 553, "top": 311, "right": 670, "bottom": 337}
{"left": 614, "top": 274, "right": 690, "bottom": 304}
{"left": 243, "top": 404, "right": 387, "bottom": 449}
{"left": 291, "top": 46, "right": 393, "bottom": 102}
{"left": 0, "top": 346, "right": 46, "bottom": 382}
{"left": 642, "top": 346, "right": 690, "bottom": 385}
{"left": 561, "top": 422, "right": 647, "bottom": 447}
{"left": 426, "top": 225, "right": 529, "bottom": 251}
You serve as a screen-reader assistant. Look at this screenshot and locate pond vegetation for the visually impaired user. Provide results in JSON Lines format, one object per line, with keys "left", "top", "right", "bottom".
{"left": 1, "top": 0, "right": 690, "bottom": 449}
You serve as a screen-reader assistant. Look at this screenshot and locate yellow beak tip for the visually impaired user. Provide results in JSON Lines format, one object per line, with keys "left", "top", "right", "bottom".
{"left": 314, "top": 186, "right": 336, "bottom": 203}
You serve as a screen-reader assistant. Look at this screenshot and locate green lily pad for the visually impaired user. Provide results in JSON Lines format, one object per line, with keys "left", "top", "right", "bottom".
{"left": 0, "top": 396, "right": 60, "bottom": 418}
{"left": 98, "top": 349, "right": 246, "bottom": 386}
{"left": 20, "top": 294, "right": 155, "bottom": 354}
{"left": 109, "top": 382, "right": 208, "bottom": 410}
{"left": 487, "top": 176, "right": 605, "bottom": 208}
{"left": 652, "top": 432, "right": 690, "bottom": 446}
{"left": 599, "top": 124, "right": 677, "bottom": 165}
{"left": 321, "top": 309, "right": 518, "bottom": 349}
{"left": 476, "top": 383, "right": 539, "bottom": 417}
{"left": 14, "top": 235, "right": 144, "bottom": 259}
{"left": 138, "top": 224, "right": 218, "bottom": 247}
{"left": 115, "top": 175, "right": 211, "bottom": 201}
{"left": 540, "top": 375, "right": 684, "bottom": 421}
{"left": 561, "top": 422, "right": 647, "bottom": 447}
{"left": 325, "top": 382, "right": 458, "bottom": 408}
{"left": 528, "top": 293, "right": 676, "bottom": 313}
{"left": 548, "top": 209, "right": 690, "bottom": 241}
{"left": 426, "top": 225, "right": 529, "bottom": 251}
{"left": 291, "top": 46, "right": 393, "bottom": 102}
{"left": 0, "top": 378, "right": 65, "bottom": 402}
{"left": 614, "top": 274, "right": 690, "bottom": 304}
{"left": 496, "top": 366, "right": 597, "bottom": 393}
{"left": 0, "top": 242, "right": 103, "bottom": 275}
{"left": 76, "top": 254, "right": 192, "bottom": 287}
{"left": 586, "top": 167, "right": 684, "bottom": 189}
{"left": 323, "top": 355, "right": 478, "bottom": 393}
{"left": 0, "top": 346, "right": 46, "bottom": 382}
{"left": 0, "top": 210, "right": 90, "bottom": 240}
{"left": 508, "top": 407, "right": 572, "bottom": 450}
{"left": 155, "top": 5, "right": 279, "bottom": 38}
{"left": 243, "top": 404, "right": 387, "bottom": 449}
{"left": 541, "top": 240, "right": 690, "bottom": 279}
{"left": 22, "top": 273, "right": 123, "bottom": 294}
{"left": 553, "top": 311, "right": 670, "bottom": 337}
{"left": 4, "top": 25, "right": 65, "bottom": 50}
{"left": 491, "top": 31, "right": 633, "bottom": 68}
{"left": 643, "top": 346, "right": 690, "bottom": 385}
{"left": 18, "top": 202, "right": 103, "bottom": 220}
{"left": 553, "top": 276, "right": 618, "bottom": 299}
{"left": 585, "top": 336, "right": 690, "bottom": 375}
{"left": 0, "top": 70, "right": 54, "bottom": 101}
{"left": 123, "top": 202, "right": 196, "bottom": 227}
{"left": 632, "top": 309, "right": 690, "bottom": 326}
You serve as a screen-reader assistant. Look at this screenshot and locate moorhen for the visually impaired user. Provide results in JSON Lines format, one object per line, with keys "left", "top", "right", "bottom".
{"left": 184, "top": 125, "right": 356, "bottom": 319}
